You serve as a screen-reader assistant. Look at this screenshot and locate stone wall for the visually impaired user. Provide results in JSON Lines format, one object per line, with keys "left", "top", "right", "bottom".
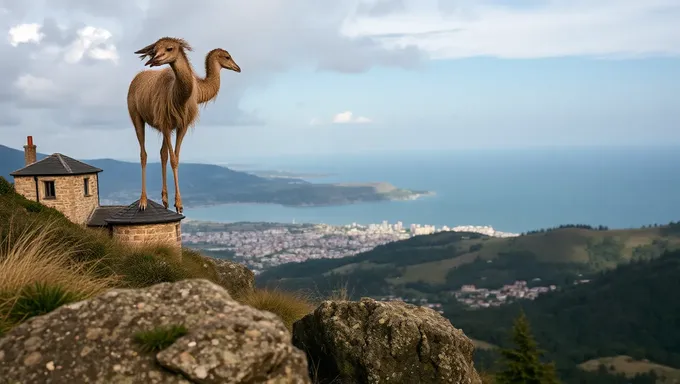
{"left": 111, "top": 222, "right": 182, "bottom": 249}
{"left": 12, "top": 173, "right": 99, "bottom": 225}
{"left": 13, "top": 176, "right": 36, "bottom": 201}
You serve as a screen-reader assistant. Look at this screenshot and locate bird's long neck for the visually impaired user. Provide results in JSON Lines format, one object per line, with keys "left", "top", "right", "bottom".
{"left": 169, "top": 51, "right": 195, "bottom": 106}
{"left": 196, "top": 50, "right": 222, "bottom": 104}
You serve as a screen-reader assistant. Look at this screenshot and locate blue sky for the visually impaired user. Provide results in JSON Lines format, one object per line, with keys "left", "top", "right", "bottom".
{"left": 0, "top": 0, "right": 679, "bottom": 161}
{"left": 233, "top": 56, "right": 680, "bottom": 158}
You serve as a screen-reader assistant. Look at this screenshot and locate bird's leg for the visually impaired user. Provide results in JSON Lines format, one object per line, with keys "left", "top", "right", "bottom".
{"left": 163, "top": 130, "right": 183, "bottom": 214}
{"left": 160, "top": 140, "right": 169, "bottom": 209}
{"left": 174, "top": 126, "right": 188, "bottom": 163}
{"left": 171, "top": 127, "right": 188, "bottom": 213}
{"left": 133, "top": 114, "right": 148, "bottom": 210}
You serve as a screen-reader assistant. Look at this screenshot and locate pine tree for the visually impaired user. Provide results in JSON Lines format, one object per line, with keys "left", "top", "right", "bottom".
{"left": 495, "top": 309, "right": 560, "bottom": 384}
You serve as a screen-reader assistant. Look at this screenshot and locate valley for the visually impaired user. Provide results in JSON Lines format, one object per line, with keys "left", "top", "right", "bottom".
{"left": 254, "top": 223, "right": 680, "bottom": 382}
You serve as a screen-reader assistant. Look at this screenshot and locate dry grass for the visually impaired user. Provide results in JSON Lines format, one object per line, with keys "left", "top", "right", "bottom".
{"left": 0, "top": 179, "right": 309, "bottom": 339}
{"left": 0, "top": 219, "right": 118, "bottom": 332}
{"left": 479, "top": 372, "right": 496, "bottom": 384}
{"left": 325, "top": 281, "right": 352, "bottom": 302}
{"left": 238, "top": 289, "right": 315, "bottom": 331}
{"left": 470, "top": 339, "right": 499, "bottom": 351}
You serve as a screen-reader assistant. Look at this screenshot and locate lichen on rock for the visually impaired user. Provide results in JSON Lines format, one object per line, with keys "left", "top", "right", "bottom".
{"left": 292, "top": 297, "right": 483, "bottom": 384}
{"left": 0, "top": 279, "right": 309, "bottom": 384}
{"left": 203, "top": 256, "right": 255, "bottom": 299}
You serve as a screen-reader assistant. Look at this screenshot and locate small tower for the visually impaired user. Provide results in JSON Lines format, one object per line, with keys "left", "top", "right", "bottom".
{"left": 105, "top": 199, "right": 185, "bottom": 250}
{"left": 10, "top": 136, "right": 102, "bottom": 225}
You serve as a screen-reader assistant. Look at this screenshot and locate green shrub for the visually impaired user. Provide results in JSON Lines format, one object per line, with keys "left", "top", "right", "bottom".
{"left": 7, "top": 282, "right": 80, "bottom": 323}
{"left": 0, "top": 177, "right": 14, "bottom": 196}
{"left": 134, "top": 324, "right": 188, "bottom": 352}
{"left": 119, "top": 251, "right": 185, "bottom": 287}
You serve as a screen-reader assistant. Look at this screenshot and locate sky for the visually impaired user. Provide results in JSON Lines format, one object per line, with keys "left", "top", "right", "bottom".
{"left": 0, "top": 0, "right": 679, "bottom": 162}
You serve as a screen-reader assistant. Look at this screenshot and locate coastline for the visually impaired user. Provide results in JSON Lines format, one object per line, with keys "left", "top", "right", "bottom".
{"left": 183, "top": 189, "right": 436, "bottom": 210}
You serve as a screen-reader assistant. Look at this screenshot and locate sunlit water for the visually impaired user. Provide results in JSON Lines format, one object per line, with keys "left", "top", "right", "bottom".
{"left": 185, "top": 147, "right": 680, "bottom": 233}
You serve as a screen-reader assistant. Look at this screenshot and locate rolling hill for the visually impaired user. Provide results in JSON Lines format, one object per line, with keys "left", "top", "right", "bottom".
{"left": 448, "top": 248, "right": 680, "bottom": 383}
{"left": 0, "top": 144, "right": 424, "bottom": 207}
{"left": 257, "top": 226, "right": 680, "bottom": 382}
{"left": 257, "top": 224, "right": 680, "bottom": 298}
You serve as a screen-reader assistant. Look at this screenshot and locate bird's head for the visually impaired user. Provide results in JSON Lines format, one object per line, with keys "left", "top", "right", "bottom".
{"left": 135, "top": 37, "right": 193, "bottom": 67}
{"left": 213, "top": 48, "right": 241, "bottom": 73}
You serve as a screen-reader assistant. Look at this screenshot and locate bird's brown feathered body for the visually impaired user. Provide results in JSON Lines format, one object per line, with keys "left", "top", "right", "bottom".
{"left": 127, "top": 67, "right": 199, "bottom": 135}
{"left": 127, "top": 37, "right": 241, "bottom": 213}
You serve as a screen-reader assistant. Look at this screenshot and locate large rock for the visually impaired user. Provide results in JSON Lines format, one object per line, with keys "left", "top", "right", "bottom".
{"left": 0, "top": 279, "right": 310, "bottom": 384}
{"left": 203, "top": 256, "right": 255, "bottom": 299}
{"left": 293, "top": 298, "right": 482, "bottom": 384}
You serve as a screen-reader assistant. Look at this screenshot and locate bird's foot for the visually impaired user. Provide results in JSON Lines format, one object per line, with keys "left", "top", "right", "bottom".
{"left": 139, "top": 195, "right": 148, "bottom": 211}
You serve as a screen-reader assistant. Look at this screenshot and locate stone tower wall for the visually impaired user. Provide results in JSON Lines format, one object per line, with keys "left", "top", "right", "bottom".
{"left": 111, "top": 222, "right": 182, "bottom": 249}
{"left": 12, "top": 173, "right": 99, "bottom": 225}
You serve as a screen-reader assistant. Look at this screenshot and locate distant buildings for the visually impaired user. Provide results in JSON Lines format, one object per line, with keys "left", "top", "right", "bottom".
{"left": 453, "top": 280, "right": 559, "bottom": 309}
{"left": 183, "top": 219, "right": 519, "bottom": 274}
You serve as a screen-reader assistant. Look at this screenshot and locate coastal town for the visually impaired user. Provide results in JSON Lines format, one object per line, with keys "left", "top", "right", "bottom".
{"left": 181, "top": 220, "right": 519, "bottom": 274}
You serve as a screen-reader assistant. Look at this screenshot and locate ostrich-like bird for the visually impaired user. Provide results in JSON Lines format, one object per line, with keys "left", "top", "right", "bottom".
{"left": 127, "top": 37, "right": 241, "bottom": 213}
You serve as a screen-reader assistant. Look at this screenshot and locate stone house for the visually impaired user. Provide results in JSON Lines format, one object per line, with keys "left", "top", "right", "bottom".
{"left": 10, "top": 136, "right": 184, "bottom": 249}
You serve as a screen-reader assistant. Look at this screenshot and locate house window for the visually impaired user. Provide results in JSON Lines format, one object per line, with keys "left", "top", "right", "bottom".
{"left": 44, "top": 181, "right": 56, "bottom": 199}
{"left": 84, "top": 177, "right": 90, "bottom": 196}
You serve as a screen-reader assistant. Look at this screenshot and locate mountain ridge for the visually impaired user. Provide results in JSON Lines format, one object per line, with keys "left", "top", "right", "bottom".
{"left": 0, "top": 144, "right": 426, "bottom": 207}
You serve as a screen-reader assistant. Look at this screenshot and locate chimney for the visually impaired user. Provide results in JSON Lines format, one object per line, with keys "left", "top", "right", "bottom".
{"left": 24, "top": 136, "right": 37, "bottom": 166}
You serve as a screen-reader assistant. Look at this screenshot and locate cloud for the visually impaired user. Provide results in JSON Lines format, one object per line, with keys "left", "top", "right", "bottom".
{"left": 308, "top": 112, "right": 373, "bottom": 125}
{"left": 341, "top": 0, "right": 680, "bottom": 59}
{"left": 333, "top": 111, "right": 373, "bottom": 124}
{"left": 0, "top": 0, "right": 424, "bottom": 137}
{"left": 1, "top": 0, "right": 677, "bottom": 151}
{"left": 357, "top": 0, "right": 406, "bottom": 17}
{"left": 8, "top": 22, "right": 43, "bottom": 46}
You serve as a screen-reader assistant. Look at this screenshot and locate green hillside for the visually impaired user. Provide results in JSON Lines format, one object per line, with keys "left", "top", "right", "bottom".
{"left": 257, "top": 224, "right": 680, "bottom": 298}
{"left": 0, "top": 176, "right": 313, "bottom": 336}
{"left": 448, "top": 248, "right": 680, "bottom": 383}
{"left": 258, "top": 226, "right": 680, "bottom": 383}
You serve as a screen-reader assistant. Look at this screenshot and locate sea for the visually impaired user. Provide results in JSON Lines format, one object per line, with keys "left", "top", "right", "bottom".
{"left": 184, "top": 147, "right": 680, "bottom": 234}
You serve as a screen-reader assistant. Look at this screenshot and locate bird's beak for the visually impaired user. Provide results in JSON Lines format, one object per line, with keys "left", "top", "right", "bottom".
{"left": 229, "top": 61, "right": 241, "bottom": 73}
{"left": 144, "top": 54, "right": 157, "bottom": 67}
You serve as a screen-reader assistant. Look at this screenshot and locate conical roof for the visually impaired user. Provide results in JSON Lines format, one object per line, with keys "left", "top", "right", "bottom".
{"left": 105, "top": 199, "right": 185, "bottom": 225}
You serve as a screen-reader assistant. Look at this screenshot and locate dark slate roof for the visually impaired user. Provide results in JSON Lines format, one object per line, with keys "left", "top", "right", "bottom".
{"left": 87, "top": 205, "right": 126, "bottom": 227}
{"left": 11, "top": 153, "right": 103, "bottom": 177}
{"left": 105, "top": 199, "right": 185, "bottom": 225}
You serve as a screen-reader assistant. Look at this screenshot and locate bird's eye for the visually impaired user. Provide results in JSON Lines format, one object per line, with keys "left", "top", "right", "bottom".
{"left": 167, "top": 47, "right": 173, "bottom": 52}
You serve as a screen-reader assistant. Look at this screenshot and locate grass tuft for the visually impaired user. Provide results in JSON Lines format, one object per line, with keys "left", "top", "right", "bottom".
{"left": 0, "top": 219, "right": 117, "bottom": 330}
{"left": 238, "top": 289, "right": 315, "bottom": 331}
{"left": 8, "top": 282, "right": 80, "bottom": 323}
{"left": 134, "top": 324, "right": 188, "bottom": 352}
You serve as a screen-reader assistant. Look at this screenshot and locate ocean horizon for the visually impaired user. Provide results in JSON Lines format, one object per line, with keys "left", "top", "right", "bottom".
{"left": 184, "top": 147, "right": 680, "bottom": 233}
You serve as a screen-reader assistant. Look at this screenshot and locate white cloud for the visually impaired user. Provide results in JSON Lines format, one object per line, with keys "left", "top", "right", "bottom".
{"left": 332, "top": 111, "right": 373, "bottom": 124}
{"left": 342, "top": 0, "right": 680, "bottom": 59}
{"left": 62, "top": 26, "right": 119, "bottom": 64}
{"left": 8, "top": 23, "right": 44, "bottom": 46}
